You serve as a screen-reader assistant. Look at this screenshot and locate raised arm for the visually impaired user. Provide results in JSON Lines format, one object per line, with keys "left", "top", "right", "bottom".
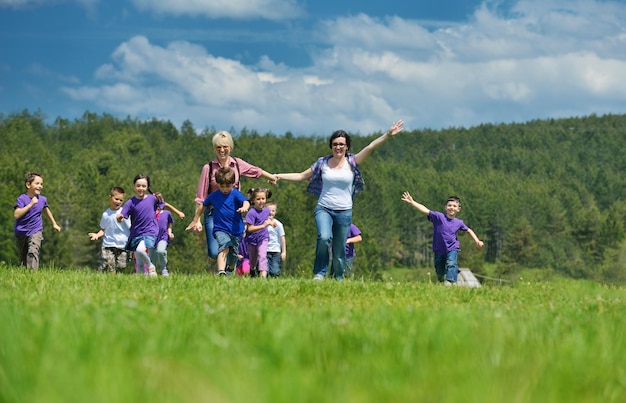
{"left": 354, "top": 120, "right": 404, "bottom": 165}
{"left": 275, "top": 168, "right": 313, "bottom": 182}
{"left": 401, "top": 191, "right": 430, "bottom": 215}
{"left": 164, "top": 202, "right": 185, "bottom": 220}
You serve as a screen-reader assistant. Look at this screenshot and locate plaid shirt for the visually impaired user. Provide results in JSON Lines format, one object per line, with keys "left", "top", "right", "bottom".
{"left": 306, "top": 154, "right": 365, "bottom": 197}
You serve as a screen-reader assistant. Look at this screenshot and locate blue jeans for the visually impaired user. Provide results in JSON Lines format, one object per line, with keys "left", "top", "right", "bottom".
{"left": 434, "top": 250, "right": 459, "bottom": 282}
{"left": 314, "top": 205, "right": 352, "bottom": 280}
{"left": 204, "top": 208, "right": 219, "bottom": 259}
{"left": 149, "top": 240, "right": 168, "bottom": 271}
{"left": 267, "top": 251, "right": 282, "bottom": 277}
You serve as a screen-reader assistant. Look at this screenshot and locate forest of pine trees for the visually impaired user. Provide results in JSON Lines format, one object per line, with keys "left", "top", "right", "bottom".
{"left": 2, "top": 109, "right": 626, "bottom": 283}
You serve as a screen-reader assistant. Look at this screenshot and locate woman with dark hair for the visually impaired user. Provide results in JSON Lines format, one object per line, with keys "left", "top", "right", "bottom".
{"left": 275, "top": 120, "right": 404, "bottom": 280}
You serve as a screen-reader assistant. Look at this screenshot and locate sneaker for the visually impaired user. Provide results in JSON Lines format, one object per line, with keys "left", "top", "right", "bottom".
{"left": 444, "top": 280, "right": 454, "bottom": 286}
{"left": 217, "top": 270, "right": 227, "bottom": 276}
{"left": 148, "top": 265, "right": 157, "bottom": 277}
{"left": 162, "top": 268, "right": 169, "bottom": 276}
{"left": 225, "top": 265, "right": 234, "bottom": 274}
{"left": 313, "top": 274, "right": 324, "bottom": 281}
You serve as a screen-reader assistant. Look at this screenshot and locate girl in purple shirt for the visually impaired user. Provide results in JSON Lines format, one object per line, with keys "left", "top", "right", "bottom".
{"left": 118, "top": 174, "right": 184, "bottom": 277}
{"left": 245, "top": 188, "right": 273, "bottom": 278}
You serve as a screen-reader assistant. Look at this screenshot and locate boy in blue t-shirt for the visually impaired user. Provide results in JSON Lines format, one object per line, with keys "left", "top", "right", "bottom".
{"left": 14, "top": 172, "right": 61, "bottom": 270}
{"left": 401, "top": 192, "right": 484, "bottom": 284}
{"left": 186, "top": 167, "right": 250, "bottom": 275}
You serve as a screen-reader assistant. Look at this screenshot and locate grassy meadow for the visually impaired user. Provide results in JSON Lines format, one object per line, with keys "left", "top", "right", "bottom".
{"left": 0, "top": 265, "right": 624, "bottom": 403}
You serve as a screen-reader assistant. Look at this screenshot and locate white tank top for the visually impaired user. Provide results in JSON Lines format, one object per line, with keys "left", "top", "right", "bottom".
{"left": 318, "top": 160, "right": 354, "bottom": 210}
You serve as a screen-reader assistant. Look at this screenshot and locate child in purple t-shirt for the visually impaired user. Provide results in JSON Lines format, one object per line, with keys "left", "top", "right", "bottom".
{"left": 236, "top": 223, "right": 251, "bottom": 276}
{"left": 245, "top": 188, "right": 273, "bottom": 278}
{"left": 117, "top": 174, "right": 184, "bottom": 277}
{"left": 344, "top": 223, "right": 362, "bottom": 277}
{"left": 148, "top": 199, "right": 185, "bottom": 276}
{"left": 401, "top": 192, "right": 484, "bottom": 285}
{"left": 14, "top": 172, "right": 61, "bottom": 270}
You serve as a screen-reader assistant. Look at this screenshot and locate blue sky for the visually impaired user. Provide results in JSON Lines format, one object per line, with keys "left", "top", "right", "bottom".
{"left": 1, "top": 0, "right": 626, "bottom": 136}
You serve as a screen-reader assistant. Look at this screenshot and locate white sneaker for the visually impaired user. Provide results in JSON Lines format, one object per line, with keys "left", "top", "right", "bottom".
{"left": 313, "top": 274, "right": 324, "bottom": 281}
{"left": 148, "top": 265, "right": 157, "bottom": 277}
{"left": 162, "top": 268, "right": 169, "bottom": 276}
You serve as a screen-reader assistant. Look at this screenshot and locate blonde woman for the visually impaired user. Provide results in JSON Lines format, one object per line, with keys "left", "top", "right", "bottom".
{"left": 194, "top": 131, "right": 275, "bottom": 264}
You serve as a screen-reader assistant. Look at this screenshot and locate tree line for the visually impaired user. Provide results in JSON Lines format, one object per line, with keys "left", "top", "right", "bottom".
{"left": 1, "top": 110, "right": 626, "bottom": 282}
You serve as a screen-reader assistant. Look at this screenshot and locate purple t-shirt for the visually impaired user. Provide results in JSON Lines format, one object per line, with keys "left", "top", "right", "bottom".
{"left": 245, "top": 207, "right": 270, "bottom": 246}
{"left": 14, "top": 194, "right": 48, "bottom": 236}
{"left": 428, "top": 210, "right": 469, "bottom": 255}
{"left": 120, "top": 194, "right": 160, "bottom": 239}
{"left": 345, "top": 223, "right": 362, "bottom": 258}
{"left": 204, "top": 188, "right": 247, "bottom": 237}
{"left": 156, "top": 209, "right": 173, "bottom": 244}
{"left": 238, "top": 234, "right": 250, "bottom": 259}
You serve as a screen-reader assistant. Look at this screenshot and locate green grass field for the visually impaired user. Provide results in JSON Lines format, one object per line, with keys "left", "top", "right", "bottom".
{"left": 1, "top": 265, "right": 624, "bottom": 403}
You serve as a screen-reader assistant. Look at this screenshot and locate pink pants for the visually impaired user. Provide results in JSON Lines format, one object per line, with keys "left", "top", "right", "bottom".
{"left": 237, "top": 258, "right": 250, "bottom": 276}
{"left": 248, "top": 239, "right": 268, "bottom": 273}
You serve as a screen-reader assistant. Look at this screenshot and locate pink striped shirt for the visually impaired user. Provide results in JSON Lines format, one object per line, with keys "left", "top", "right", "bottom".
{"left": 194, "top": 157, "right": 263, "bottom": 204}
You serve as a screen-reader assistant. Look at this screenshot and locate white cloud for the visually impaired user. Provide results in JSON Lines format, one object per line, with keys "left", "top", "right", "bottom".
{"left": 130, "top": 0, "right": 304, "bottom": 20}
{"left": 62, "top": 0, "right": 626, "bottom": 135}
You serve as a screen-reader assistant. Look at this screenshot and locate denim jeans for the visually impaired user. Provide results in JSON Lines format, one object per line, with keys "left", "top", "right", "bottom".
{"left": 434, "top": 250, "right": 459, "bottom": 282}
{"left": 203, "top": 208, "right": 219, "bottom": 259}
{"left": 214, "top": 231, "right": 240, "bottom": 268}
{"left": 149, "top": 240, "right": 168, "bottom": 271}
{"left": 314, "top": 205, "right": 352, "bottom": 280}
{"left": 267, "top": 252, "right": 282, "bottom": 277}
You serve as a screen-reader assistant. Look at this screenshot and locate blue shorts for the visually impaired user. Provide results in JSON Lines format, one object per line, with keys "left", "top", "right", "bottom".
{"left": 214, "top": 231, "right": 241, "bottom": 266}
{"left": 126, "top": 236, "right": 156, "bottom": 252}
